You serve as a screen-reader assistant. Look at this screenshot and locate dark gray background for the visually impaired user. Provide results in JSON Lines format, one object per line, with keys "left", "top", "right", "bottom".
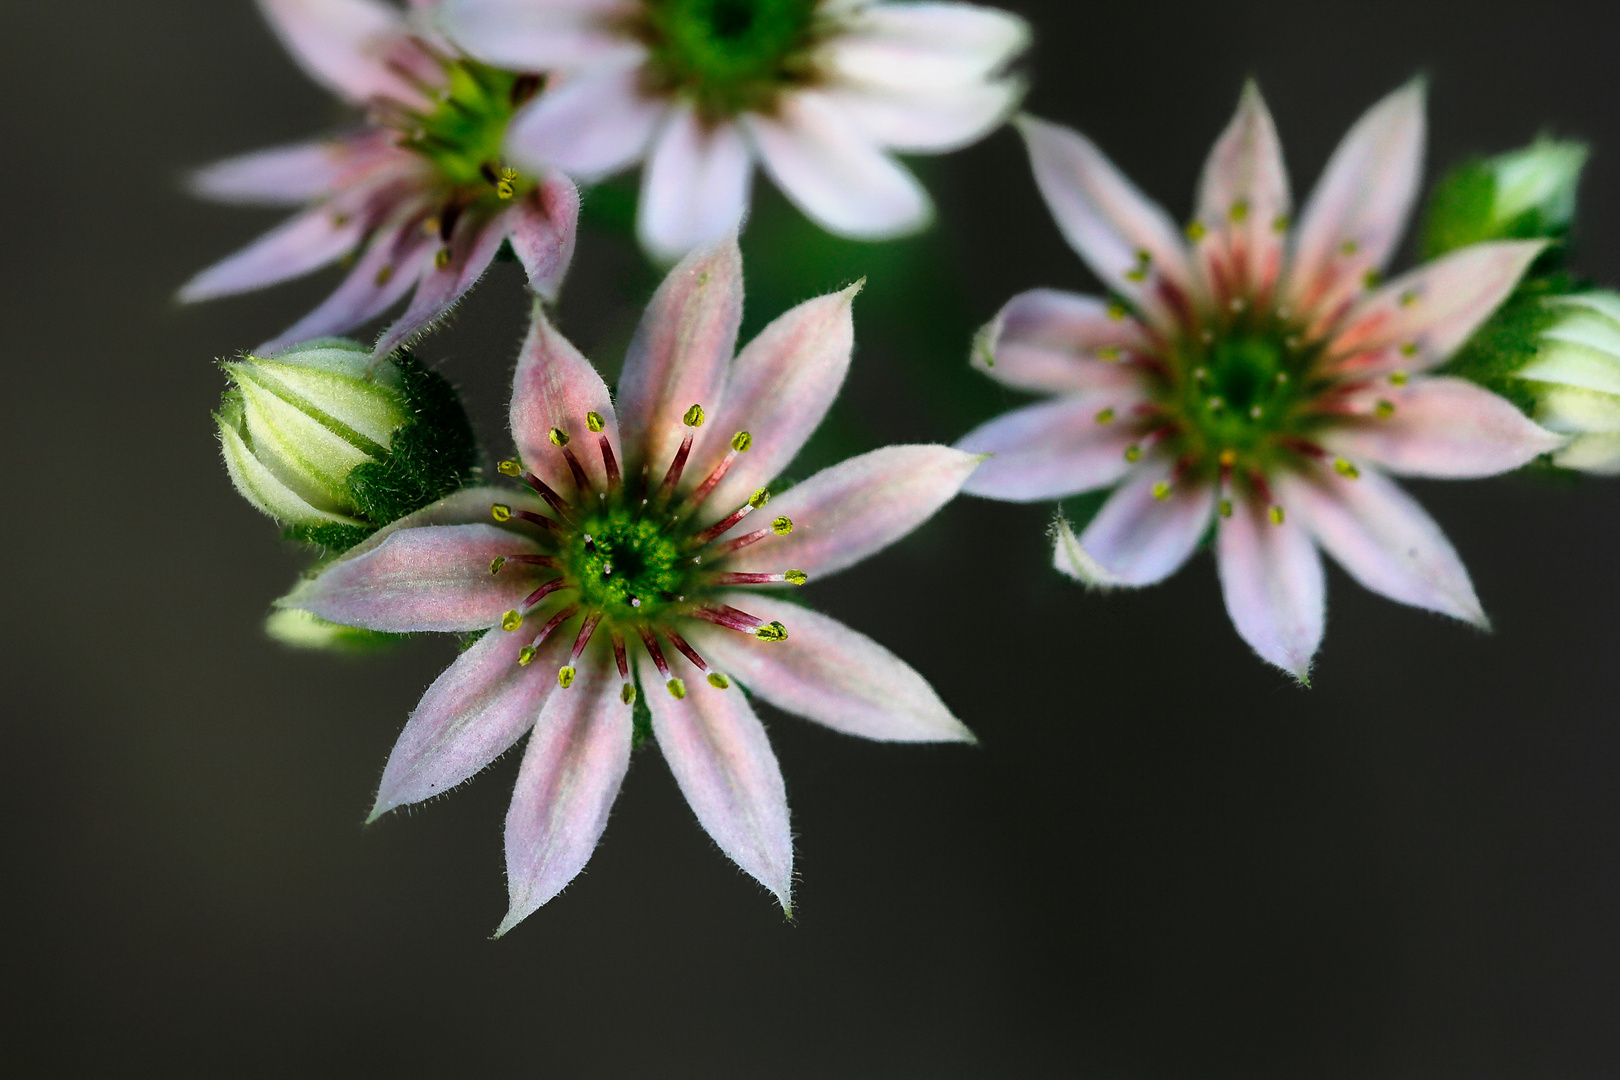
{"left": 4, "top": 1, "right": 1619, "bottom": 1075}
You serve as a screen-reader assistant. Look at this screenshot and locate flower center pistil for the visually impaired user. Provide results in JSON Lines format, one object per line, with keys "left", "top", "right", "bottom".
{"left": 635, "top": 0, "right": 825, "bottom": 121}
{"left": 487, "top": 405, "right": 803, "bottom": 702}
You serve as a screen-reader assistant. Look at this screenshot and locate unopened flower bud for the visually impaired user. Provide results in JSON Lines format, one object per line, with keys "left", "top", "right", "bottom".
{"left": 1422, "top": 138, "right": 1589, "bottom": 256}
{"left": 1514, "top": 291, "right": 1620, "bottom": 472}
{"left": 217, "top": 339, "right": 408, "bottom": 527}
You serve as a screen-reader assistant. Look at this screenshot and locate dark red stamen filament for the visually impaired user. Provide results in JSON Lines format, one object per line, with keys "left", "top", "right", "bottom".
{"left": 664, "top": 629, "right": 707, "bottom": 672}
{"left": 691, "top": 605, "right": 764, "bottom": 633}
{"left": 522, "top": 578, "right": 567, "bottom": 610}
{"left": 638, "top": 627, "right": 671, "bottom": 678}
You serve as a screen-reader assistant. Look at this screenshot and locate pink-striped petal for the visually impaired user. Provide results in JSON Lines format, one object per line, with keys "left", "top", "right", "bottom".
{"left": 615, "top": 236, "right": 742, "bottom": 476}
{"left": 689, "top": 284, "right": 859, "bottom": 526}
{"left": 189, "top": 140, "right": 353, "bottom": 206}
{"left": 1326, "top": 241, "right": 1546, "bottom": 371}
{"left": 686, "top": 592, "right": 974, "bottom": 744}
{"left": 1286, "top": 81, "right": 1426, "bottom": 331}
{"left": 821, "top": 2, "right": 1029, "bottom": 92}
{"left": 957, "top": 393, "right": 1145, "bottom": 501}
{"left": 504, "top": 62, "right": 664, "bottom": 181}
{"left": 1215, "top": 489, "right": 1325, "bottom": 681}
{"left": 258, "top": 0, "right": 419, "bottom": 105}
{"left": 438, "top": 0, "right": 644, "bottom": 72}
{"left": 257, "top": 219, "right": 432, "bottom": 353}
{"left": 323, "top": 485, "right": 545, "bottom": 566}
{"left": 282, "top": 524, "right": 545, "bottom": 632}
{"left": 1322, "top": 376, "right": 1564, "bottom": 478}
{"left": 1075, "top": 465, "right": 1215, "bottom": 585}
{"left": 972, "top": 288, "right": 1154, "bottom": 395}
{"left": 509, "top": 306, "right": 621, "bottom": 495}
{"left": 508, "top": 167, "right": 580, "bottom": 302}
{"left": 372, "top": 210, "right": 509, "bottom": 358}
{"left": 720, "top": 445, "right": 980, "bottom": 578}
{"left": 1193, "top": 81, "right": 1291, "bottom": 307}
{"left": 643, "top": 653, "right": 793, "bottom": 911}
{"left": 369, "top": 619, "right": 571, "bottom": 819}
{"left": 1016, "top": 115, "right": 1199, "bottom": 334}
{"left": 637, "top": 108, "right": 754, "bottom": 263}
{"left": 1276, "top": 464, "right": 1485, "bottom": 626}
{"left": 178, "top": 206, "right": 364, "bottom": 302}
{"left": 743, "top": 92, "right": 932, "bottom": 240}
{"left": 496, "top": 652, "right": 633, "bottom": 934}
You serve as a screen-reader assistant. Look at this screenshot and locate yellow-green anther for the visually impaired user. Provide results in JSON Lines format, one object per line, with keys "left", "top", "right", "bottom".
{"left": 489, "top": 556, "right": 507, "bottom": 575}
{"left": 1185, "top": 220, "right": 1207, "bottom": 241}
{"left": 1334, "top": 457, "right": 1361, "bottom": 479}
{"left": 491, "top": 503, "right": 512, "bottom": 522}
{"left": 498, "top": 459, "right": 522, "bottom": 476}
{"left": 1268, "top": 505, "right": 1286, "bottom": 526}
{"left": 1096, "top": 345, "right": 1121, "bottom": 362}
{"left": 1124, "top": 445, "right": 1142, "bottom": 462}
{"left": 496, "top": 168, "right": 518, "bottom": 200}
{"left": 684, "top": 403, "right": 705, "bottom": 427}
{"left": 1362, "top": 269, "right": 1381, "bottom": 289}
{"left": 666, "top": 677, "right": 686, "bottom": 699}
{"left": 586, "top": 411, "right": 605, "bottom": 433}
{"left": 707, "top": 672, "right": 730, "bottom": 690}
{"left": 771, "top": 516, "right": 793, "bottom": 535}
{"left": 1375, "top": 399, "right": 1396, "bottom": 419}
{"left": 549, "top": 427, "right": 569, "bottom": 447}
{"left": 620, "top": 683, "right": 637, "bottom": 705}
{"left": 1125, "top": 266, "right": 1147, "bottom": 283}
{"left": 1151, "top": 481, "right": 1171, "bottom": 501}
{"left": 1229, "top": 199, "right": 1250, "bottom": 223}
{"left": 558, "top": 665, "right": 576, "bottom": 688}
{"left": 1400, "top": 290, "right": 1419, "bottom": 307}
{"left": 518, "top": 645, "right": 537, "bottom": 666}
{"left": 501, "top": 609, "right": 523, "bottom": 632}
{"left": 435, "top": 247, "right": 452, "bottom": 270}
{"left": 1400, "top": 341, "right": 1418, "bottom": 357}
{"left": 749, "top": 488, "right": 770, "bottom": 509}
{"left": 1106, "top": 302, "right": 1128, "bottom": 321}
{"left": 1095, "top": 407, "right": 1116, "bottom": 425}
{"left": 1271, "top": 214, "right": 1290, "bottom": 233}
{"left": 731, "top": 431, "right": 752, "bottom": 453}
{"left": 1390, "top": 370, "right": 1409, "bottom": 386}
{"left": 755, "top": 621, "right": 789, "bottom": 642}
{"left": 1219, "top": 498, "right": 1234, "bottom": 518}
{"left": 783, "top": 570, "right": 808, "bottom": 585}
{"left": 1135, "top": 248, "right": 1152, "bottom": 266}
{"left": 1339, "top": 239, "right": 1359, "bottom": 256}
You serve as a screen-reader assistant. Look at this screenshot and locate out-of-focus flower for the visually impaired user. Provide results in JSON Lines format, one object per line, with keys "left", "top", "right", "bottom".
{"left": 219, "top": 339, "right": 410, "bottom": 528}
{"left": 1422, "top": 137, "right": 1588, "bottom": 257}
{"left": 182, "top": 0, "right": 578, "bottom": 357}
{"left": 281, "top": 236, "right": 978, "bottom": 930}
{"left": 217, "top": 337, "right": 480, "bottom": 549}
{"left": 437, "top": 0, "right": 1028, "bottom": 261}
{"left": 1514, "top": 291, "right": 1620, "bottom": 473}
{"left": 957, "top": 82, "right": 1563, "bottom": 680}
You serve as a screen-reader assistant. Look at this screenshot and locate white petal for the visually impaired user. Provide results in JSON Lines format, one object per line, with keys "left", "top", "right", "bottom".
{"left": 504, "top": 62, "right": 663, "bottom": 181}
{"left": 644, "top": 654, "right": 793, "bottom": 911}
{"left": 258, "top": 0, "right": 419, "bottom": 104}
{"left": 637, "top": 109, "right": 754, "bottom": 263}
{"left": 972, "top": 288, "right": 1154, "bottom": 395}
{"left": 686, "top": 592, "right": 973, "bottom": 744}
{"left": 744, "top": 92, "right": 931, "bottom": 239}
{"left": 822, "top": 2, "right": 1030, "bottom": 92}
{"left": 828, "top": 77, "right": 1023, "bottom": 153}
{"left": 1077, "top": 465, "right": 1215, "bottom": 585}
{"left": 1193, "top": 81, "right": 1291, "bottom": 306}
{"left": 1277, "top": 464, "right": 1484, "bottom": 626}
{"left": 1216, "top": 489, "right": 1325, "bottom": 681}
{"left": 178, "top": 207, "right": 364, "bottom": 302}
{"left": 509, "top": 305, "right": 621, "bottom": 496}
{"left": 1016, "top": 114, "right": 1198, "bottom": 332}
{"left": 437, "top": 0, "right": 643, "bottom": 71}
{"left": 189, "top": 140, "right": 353, "bottom": 205}
{"left": 956, "top": 393, "right": 1144, "bottom": 502}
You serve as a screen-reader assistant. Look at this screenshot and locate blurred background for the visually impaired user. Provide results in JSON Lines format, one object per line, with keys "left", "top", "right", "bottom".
{"left": 4, "top": 0, "right": 1620, "bottom": 1075}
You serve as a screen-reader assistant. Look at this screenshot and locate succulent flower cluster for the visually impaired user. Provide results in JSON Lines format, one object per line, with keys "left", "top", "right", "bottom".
{"left": 185, "top": 0, "right": 1616, "bottom": 931}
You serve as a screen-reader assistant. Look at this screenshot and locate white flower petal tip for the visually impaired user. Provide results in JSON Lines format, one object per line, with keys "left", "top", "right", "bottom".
{"left": 1217, "top": 496, "right": 1325, "bottom": 684}
{"left": 1051, "top": 517, "right": 1125, "bottom": 591}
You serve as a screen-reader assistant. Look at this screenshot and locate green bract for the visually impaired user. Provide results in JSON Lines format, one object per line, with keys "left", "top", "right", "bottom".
{"left": 637, "top": 0, "right": 824, "bottom": 120}
{"left": 1515, "top": 292, "right": 1620, "bottom": 473}
{"left": 1422, "top": 138, "right": 1588, "bottom": 259}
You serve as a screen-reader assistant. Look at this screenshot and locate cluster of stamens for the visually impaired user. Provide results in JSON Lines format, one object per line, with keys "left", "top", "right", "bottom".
{"left": 488, "top": 404, "right": 805, "bottom": 703}
{"left": 1079, "top": 201, "right": 1422, "bottom": 525}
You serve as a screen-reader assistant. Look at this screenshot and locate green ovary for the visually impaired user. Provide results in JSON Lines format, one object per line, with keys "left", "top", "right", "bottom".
{"left": 405, "top": 60, "right": 534, "bottom": 197}
{"left": 1160, "top": 325, "right": 1325, "bottom": 471}
{"left": 568, "top": 511, "right": 690, "bottom": 619}
{"left": 639, "top": 0, "right": 823, "bottom": 120}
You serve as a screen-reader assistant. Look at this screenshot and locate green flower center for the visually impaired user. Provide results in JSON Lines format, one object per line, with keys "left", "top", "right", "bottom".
{"left": 1154, "top": 311, "right": 1330, "bottom": 475}
{"left": 568, "top": 511, "right": 689, "bottom": 620}
{"left": 637, "top": 0, "right": 825, "bottom": 121}
{"left": 399, "top": 57, "right": 538, "bottom": 201}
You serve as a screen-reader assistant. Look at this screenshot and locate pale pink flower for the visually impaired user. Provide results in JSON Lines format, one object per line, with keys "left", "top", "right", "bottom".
{"left": 181, "top": 0, "right": 578, "bottom": 357}
{"left": 437, "top": 0, "right": 1029, "bottom": 260}
{"left": 282, "top": 236, "right": 978, "bottom": 930}
{"left": 957, "top": 82, "right": 1565, "bottom": 680}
